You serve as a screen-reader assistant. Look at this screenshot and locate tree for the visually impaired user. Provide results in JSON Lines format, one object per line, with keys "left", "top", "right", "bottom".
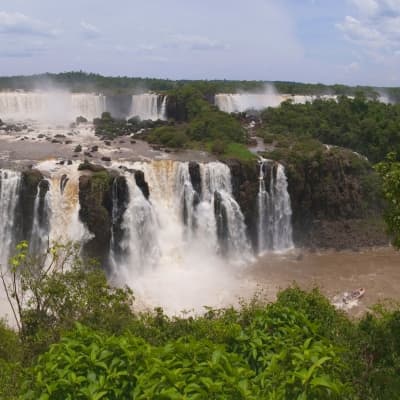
{"left": 375, "top": 152, "right": 400, "bottom": 247}
{"left": 0, "top": 241, "right": 135, "bottom": 356}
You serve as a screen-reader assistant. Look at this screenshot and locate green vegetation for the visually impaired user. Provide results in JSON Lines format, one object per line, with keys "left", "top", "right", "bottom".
{"left": 375, "top": 152, "right": 400, "bottom": 247}
{"left": 93, "top": 112, "right": 165, "bottom": 139}
{"left": 1, "top": 242, "right": 400, "bottom": 398}
{"left": 145, "top": 86, "right": 255, "bottom": 160}
{"left": 260, "top": 94, "right": 400, "bottom": 163}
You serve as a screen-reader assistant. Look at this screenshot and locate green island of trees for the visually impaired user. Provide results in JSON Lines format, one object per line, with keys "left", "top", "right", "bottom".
{"left": 1, "top": 241, "right": 400, "bottom": 399}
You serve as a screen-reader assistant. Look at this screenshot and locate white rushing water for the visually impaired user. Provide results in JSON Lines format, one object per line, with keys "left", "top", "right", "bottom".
{"left": 35, "top": 161, "right": 92, "bottom": 244}
{"left": 29, "top": 189, "right": 47, "bottom": 254}
{"left": 129, "top": 93, "right": 167, "bottom": 120}
{"left": 111, "top": 160, "right": 253, "bottom": 314}
{"left": 257, "top": 159, "right": 293, "bottom": 254}
{"left": 215, "top": 93, "right": 339, "bottom": 113}
{"left": 0, "top": 169, "right": 21, "bottom": 267}
{"left": 215, "top": 93, "right": 284, "bottom": 113}
{"left": 0, "top": 170, "right": 21, "bottom": 324}
{"left": 0, "top": 91, "right": 106, "bottom": 122}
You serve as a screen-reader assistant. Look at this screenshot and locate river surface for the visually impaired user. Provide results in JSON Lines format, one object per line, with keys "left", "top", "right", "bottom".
{"left": 250, "top": 246, "right": 400, "bottom": 317}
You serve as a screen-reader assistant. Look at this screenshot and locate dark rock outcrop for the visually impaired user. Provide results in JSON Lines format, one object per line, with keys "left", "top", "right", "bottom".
{"left": 78, "top": 161, "right": 106, "bottom": 173}
{"left": 78, "top": 170, "right": 114, "bottom": 267}
{"left": 225, "top": 146, "right": 386, "bottom": 250}
{"left": 16, "top": 169, "right": 45, "bottom": 242}
{"left": 109, "top": 175, "right": 129, "bottom": 263}
{"left": 225, "top": 159, "right": 259, "bottom": 250}
{"left": 284, "top": 149, "right": 385, "bottom": 249}
{"left": 214, "top": 191, "right": 229, "bottom": 255}
{"left": 134, "top": 170, "right": 149, "bottom": 199}
{"left": 188, "top": 161, "right": 202, "bottom": 196}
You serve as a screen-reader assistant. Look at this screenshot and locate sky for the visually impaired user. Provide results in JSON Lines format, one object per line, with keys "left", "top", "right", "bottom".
{"left": 0, "top": 0, "right": 399, "bottom": 86}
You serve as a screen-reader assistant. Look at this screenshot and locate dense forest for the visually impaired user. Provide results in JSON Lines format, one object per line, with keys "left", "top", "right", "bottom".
{"left": 1, "top": 71, "right": 400, "bottom": 101}
{"left": 1, "top": 241, "right": 400, "bottom": 399}
{"left": 260, "top": 94, "right": 400, "bottom": 163}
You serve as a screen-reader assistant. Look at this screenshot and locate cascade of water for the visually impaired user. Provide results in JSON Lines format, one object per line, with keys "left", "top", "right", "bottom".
{"left": 175, "top": 162, "right": 197, "bottom": 238}
{"left": 200, "top": 162, "right": 251, "bottom": 258}
{"left": 110, "top": 178, "right": 120, "bottom": 260}
{"left": 257, "top": 159, "right": 293, "bottom": 253}
{"left": 215, "top": 93, "right": 283, "bottom": 113}
{"left": 71, "top": 93, "right": 107, "bottom": 120}
{"left": 214, "top": 93, "right": 340, "bottom": 113}
{"left": 29, "top": 183, "right": 50, "bottom": 254}
{"left": 0, "top": 170, "right": 21, "bottom": 267}
{"left": 129, "top": 93, "right": 166, "bottom": 120}
{"left": 0, "top": 91, "right": 106, "bottom": 122}
{"left": 159, "top": 95, "right": 167, "bottom": 120}
{"left": 114, "top": 160, "right": 251, "bottom": 276}
{"left": 115, "top": 172, "right": 160, "bottom": 276}
{"left": 35, "top": 162, "right": 91, "bottom": 245}
{"left": 110, "top": 160, "right": 254, "bottom": 314}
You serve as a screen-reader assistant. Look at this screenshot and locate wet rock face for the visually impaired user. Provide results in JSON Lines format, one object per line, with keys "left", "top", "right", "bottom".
{"left": 225, "top": 159, "right": 259, "bottom": 251}
{"left": 16, "top": 169, "right": 44, "bottom": 242}
{"left": 226, "top": 151, "right": 386, "bottom": 250}
{"left": 188, "top": 161, "right": 201, "bottom": 196}
{"left": 78, "top": 171, "right": 114, "bottom": 267}
{"left": 284, "top": 150, "right": 384, "bottom": 248}
{"left": 109, "top": 175, "right": 129, "bottom": 262}
{"left": 214, "top": 191, "right": 229, "bottom": 255}
{"left": 134, "top": 170, "right": 149, "bottom": 199}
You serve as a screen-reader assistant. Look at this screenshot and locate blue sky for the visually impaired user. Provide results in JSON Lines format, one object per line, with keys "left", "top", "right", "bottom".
{"left": 0, "top": 0, "right": 399, "bottom": 86}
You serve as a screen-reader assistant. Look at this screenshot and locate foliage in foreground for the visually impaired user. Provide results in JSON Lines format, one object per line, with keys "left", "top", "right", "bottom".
{"left": 1, "top": 243, "right": 400, "bottom": 399}
{"left": 22, "top": 305, "right": 347, "bottom": 400}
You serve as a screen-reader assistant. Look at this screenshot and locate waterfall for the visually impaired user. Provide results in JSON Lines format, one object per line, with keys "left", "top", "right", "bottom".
{"left": 0, "top": 170, "right": 21, "bottom": 267}
{"left": 112, "top": 161, "right": 251, "bottom": 276}
{"left": 215, "top": 93, "right": 283, "bottom": 113}
{"left": 71, "top": 93, "right": 107, "bottom": 120}
{"left": 129, "top": 93, "right": 167, "bottom": 120}
{"left": 110, "top": 160, "right": 252, "bottom": 314}
{"left": 214, "top": 93, "right": 340, "bottom": 113}
{"left": 0, "top": 91, "right": 106, "bottom": 122}
{"left": 159, "top": 95, "right": 167, "bottom": 120}
{"left": 257, "top": 159, "right": 293, "bottom": 253}
{"left": 29, "top": 181, "right": 50, "bottom": 255}
{"left": 200, "top": 162, "right": 251, "bottom": 258}
{"left": 35, "top": 162, "right": 91, "bottom": 245}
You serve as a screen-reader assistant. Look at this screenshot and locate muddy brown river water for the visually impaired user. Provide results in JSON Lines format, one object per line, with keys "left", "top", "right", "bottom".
{"left": 249, "top": 246, "right": 400, "bottom": 317}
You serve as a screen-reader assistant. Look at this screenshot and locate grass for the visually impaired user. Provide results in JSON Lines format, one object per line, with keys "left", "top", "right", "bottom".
{"left": 222, "top": 142, "right": 257, "bottom": 161}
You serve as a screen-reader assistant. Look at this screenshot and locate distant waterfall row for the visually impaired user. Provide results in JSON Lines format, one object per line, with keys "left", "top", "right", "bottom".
{"left": 0, "top": 160, "right": 292, "bottom": 273}
{"left": 0, "top": 92, "right": 107, "bottom": 122}
{"left": 0, "top": 92, "right": 167, "bottom": 122}
{"left": 214, "top": 93, "right": 338, "bottom": 113}
{"left": 129, "top": 94, "right": 167, "bottom": 121}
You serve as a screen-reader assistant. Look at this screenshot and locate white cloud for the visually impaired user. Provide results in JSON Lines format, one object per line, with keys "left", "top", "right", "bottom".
{"left": 350, "top": 0, "right": 400, "bottom": 15}
{"left": 338, "top": 1, "right": 400, "bottom": 59}
{"left": 80, "top": 20, "right": 100, "bottom": 39}
{"left": 337, "top": 16, "right": 384, "bottom": 47}
{"left": 0, "top": 11, "right": 58, "bottom": 37}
